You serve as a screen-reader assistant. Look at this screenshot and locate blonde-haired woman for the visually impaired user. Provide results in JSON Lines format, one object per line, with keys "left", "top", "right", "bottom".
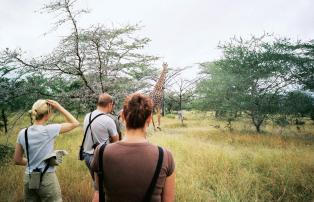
{"left": 14, "top": 99, "right": 79, "bottom": 201}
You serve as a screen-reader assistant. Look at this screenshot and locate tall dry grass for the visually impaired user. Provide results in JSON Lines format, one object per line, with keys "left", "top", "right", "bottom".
{"left": 0, "top": 112, "right": 313, "bottom": 201}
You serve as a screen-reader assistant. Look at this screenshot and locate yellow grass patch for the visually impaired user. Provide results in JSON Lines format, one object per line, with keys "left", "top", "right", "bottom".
{"left": 0, "top": 112, "right": 313, "bottom": 201}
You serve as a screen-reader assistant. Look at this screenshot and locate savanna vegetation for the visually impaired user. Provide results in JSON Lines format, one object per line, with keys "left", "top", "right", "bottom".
{"left": 1, "top": 113, "right": 314, "bottom": 202}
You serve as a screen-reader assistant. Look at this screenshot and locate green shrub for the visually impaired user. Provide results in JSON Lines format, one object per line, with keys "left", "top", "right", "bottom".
{"left": 0, "top": 144, "right": 14, "bottom": 166}
{"left": 165, "top": 114, "right": 176, "bottom": 119}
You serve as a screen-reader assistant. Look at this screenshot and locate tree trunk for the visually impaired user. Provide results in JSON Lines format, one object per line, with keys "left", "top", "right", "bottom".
{"left": 251, "top": 114, "right": 264, "bottom": 133}
{"left": 179, "top": 94, "right": 182, "bottom": 111}
{"left": 181, "top": 115, "right": 184, "bottom": 126}
{"left": 255, "top": 123, "right": 261, "bottom": 133}
{"left": 1, "top": 109, "right": 8, "bottom": 133}
{"left": 215, "top": 111, "right": 219, "bottom": 118}
{"left": 234, "top": 111, "right": 238, "bottom": 118}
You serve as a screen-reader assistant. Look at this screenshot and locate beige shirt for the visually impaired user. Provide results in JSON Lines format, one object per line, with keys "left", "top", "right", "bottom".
{"left": 83, "top": 110, "right": 118, "bottom": 154}
{"left": 91, "top": 141, "right": 175, "bottom": 202}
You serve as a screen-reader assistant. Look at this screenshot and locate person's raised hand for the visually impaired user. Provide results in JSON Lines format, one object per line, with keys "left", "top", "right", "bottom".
{"left": 47, "top": 100, "right": 62, "bottom": 110}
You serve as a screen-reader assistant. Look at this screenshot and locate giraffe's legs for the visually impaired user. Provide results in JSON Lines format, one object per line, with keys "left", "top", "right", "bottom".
{"left": 156, "top": 108, "right": 161, "bottom": 130}
{"left": 151, "top": 112, "right": 157, "bottom": 131}
{"left": 151, "top": 108, "right": 162, "bottom": 131}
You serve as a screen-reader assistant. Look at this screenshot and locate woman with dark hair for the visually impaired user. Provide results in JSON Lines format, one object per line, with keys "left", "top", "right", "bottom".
{"left": 91, "top": 93, "right": 175, "bottom": 202}
{"left": 14, "top": 99, "right": 79, "bottom": 201}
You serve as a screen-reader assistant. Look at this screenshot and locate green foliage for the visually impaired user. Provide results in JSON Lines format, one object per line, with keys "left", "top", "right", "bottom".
{"left": 0, "top": 0, "right": 159, "bottom": 126}
{"left": 311, "top": 110, "right": 314, "bottom": 121}
{"left": 196, "top": 62, "right": 239, "bottom": 112}
{"left": 164, "top": 113, "right": 176, "bottom": 119}
{"left": 196, "top": 34, "right": 314, "bottom": 132}
{"left": 279, "top": 41, "right": 314, "bottom": 91}
{"left": 164, "top": 75, "right": 197, "bottom": 112}
{"left": 283, "top": 91, "right": 314, "bottom": 117}
{"left": 0, "top": 144, "right": 14, "bottom": 166}
{"left": 272, "top": 116, "right": 290, "bottom": 127}
{"left": 39, "top": 2, "right": 159, "bottom": 104}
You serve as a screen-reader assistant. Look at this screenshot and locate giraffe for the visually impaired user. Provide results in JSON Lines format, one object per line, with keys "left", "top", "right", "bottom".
{"left": 150, "top": 62, "right": 168, "bottom": 131}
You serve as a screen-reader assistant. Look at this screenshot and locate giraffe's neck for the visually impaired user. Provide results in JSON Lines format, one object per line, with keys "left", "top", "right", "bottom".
{"left": 154, "top": 68, "right": 167, "bottom": 91}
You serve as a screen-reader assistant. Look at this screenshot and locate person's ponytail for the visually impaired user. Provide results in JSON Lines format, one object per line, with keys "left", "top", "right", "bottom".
{"left": 30, "top": 100, "right": 51, "bottom": 121}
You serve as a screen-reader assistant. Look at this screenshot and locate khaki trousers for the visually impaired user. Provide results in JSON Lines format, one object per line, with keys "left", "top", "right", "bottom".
{"left": 24, "top": 172, "right": 62, "bottom": 202}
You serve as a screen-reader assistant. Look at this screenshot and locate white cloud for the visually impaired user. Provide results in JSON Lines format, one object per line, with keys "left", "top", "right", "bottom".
{"left": 0, "top": 0, "right": 313, "bottom": 75}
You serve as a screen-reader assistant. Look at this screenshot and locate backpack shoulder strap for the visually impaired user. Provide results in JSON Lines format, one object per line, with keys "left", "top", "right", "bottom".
{"left": 98, "top": 143, "right": 107, "bottom": 202}
{"left": 80, "top": 113, "right": 106, "bottom": 151}
{"left": 89, "top": 112, "right": 96, "bottom": 144}
{"left": 143, "top": 146, "right": 164, "bottom": 202}
{"left": 24, "top": 128, "right": 31, "bottom": 176}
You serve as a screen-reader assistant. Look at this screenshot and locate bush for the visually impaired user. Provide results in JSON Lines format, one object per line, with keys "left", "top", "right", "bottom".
{"left": 0, "top": 144, "right": 14, "bottom": 166}
{"left": 273, "top": 116, "right": 289, "bottom": 127}
{"left": 165, "top": 114, "right": 176, "bottom": 119}
{"left": 310, "top": 110, "right": 314, "bottom": 122}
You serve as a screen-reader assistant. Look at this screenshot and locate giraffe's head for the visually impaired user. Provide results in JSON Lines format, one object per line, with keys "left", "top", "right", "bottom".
{"left": 162, "top": 62, "right": 168, "bottom": 73}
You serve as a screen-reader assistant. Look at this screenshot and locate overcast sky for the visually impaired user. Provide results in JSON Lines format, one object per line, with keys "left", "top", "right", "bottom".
{"left": 1, "top": 0, "right": 314, "bottom": 76}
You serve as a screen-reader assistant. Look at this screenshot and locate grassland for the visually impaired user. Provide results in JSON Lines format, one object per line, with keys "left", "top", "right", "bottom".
{"left": 0, "top": 112, "right": 313, "bottom": 202}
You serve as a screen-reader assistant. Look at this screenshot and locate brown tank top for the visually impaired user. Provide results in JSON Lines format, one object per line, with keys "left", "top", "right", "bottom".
{"left": 91, "top": 141, "right": 175, "bottom": 202}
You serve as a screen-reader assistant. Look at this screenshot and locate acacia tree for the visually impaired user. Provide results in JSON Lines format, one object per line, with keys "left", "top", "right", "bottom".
{"left": 195, "top": 61, "right": 242, "bottom": 130}
{"left": 44, "top": 1, "right": 157, "bottom": 101}
{"left": 197, "top": 34, "right": 306, "bottom": 132}
{"left": 264, "top": 39, "right": 314, "bottom": 122}
{"left": 143, "top": 65, "right": 195, "bottom": 115}
{"left": 0, "top": 73, "right": 57, "bottom": 134}
{"left": 150, "top": 65, "right": 198, "bottom": 115}
{"left": 166, "top": 77, "right": 198, "bottom": 112}
{"left": 196, "top": 62, "right": 239, "bottom": 117}
{"left": 3, "top": 0, "right": 158, "bottom": 110}
{"left": 0, "top": 50, "right": 34, "bottom": 134}
{"left": 283, "top": 91, "right": 314, "bottom": 118}
{"left": 278, "top": 40, "right": 314, "bottom": 91}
